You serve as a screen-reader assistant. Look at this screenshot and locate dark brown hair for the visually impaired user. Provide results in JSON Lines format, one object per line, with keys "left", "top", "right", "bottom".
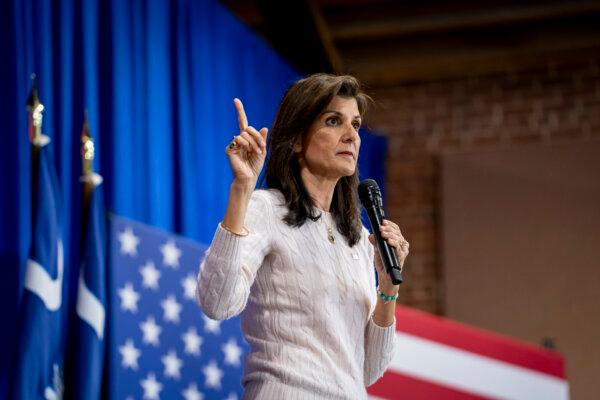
{"left": 264, "top": 73, "right": 371, "bottom": 247}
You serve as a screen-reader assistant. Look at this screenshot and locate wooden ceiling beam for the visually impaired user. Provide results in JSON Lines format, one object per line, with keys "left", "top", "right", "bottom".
{"left": 346, "top": 36, "right": 600, "bottom": 86}
{"left": 255, "top": 0, "right": 335, "bottom": 74}
{"left": 330, "top": 1, "right": 600, "bottom": 42}
{"left": 306, "top": 0, "right": 344, "bottom": 74}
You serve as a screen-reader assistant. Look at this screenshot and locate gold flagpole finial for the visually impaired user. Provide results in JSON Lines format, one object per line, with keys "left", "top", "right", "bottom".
{"left": 27, "top": 73, "right": 45, "bottom": 144}
{"left": 81, "top": 110, "right": 95, "bottom": 177}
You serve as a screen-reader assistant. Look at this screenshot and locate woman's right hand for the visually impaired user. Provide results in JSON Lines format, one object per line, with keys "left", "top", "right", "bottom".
{"left": 226, "top": 98, "right": 268, "bottom": 187}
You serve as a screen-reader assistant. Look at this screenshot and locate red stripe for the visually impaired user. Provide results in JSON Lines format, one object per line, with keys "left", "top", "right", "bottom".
{"left": 395, "top": 305, "right": 566, "bottom": 378}
{"left": 368, "top": 370, "right": 492, "bottom": 400}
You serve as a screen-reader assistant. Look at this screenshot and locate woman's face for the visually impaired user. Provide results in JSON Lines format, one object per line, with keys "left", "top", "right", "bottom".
{"left": 296, "top": 96, "right": 361, "bottom": 180}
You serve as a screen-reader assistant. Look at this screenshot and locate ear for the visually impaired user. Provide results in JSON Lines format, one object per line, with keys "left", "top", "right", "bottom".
{"left": 292, "top": 140, "right": 302, "bottom": 153}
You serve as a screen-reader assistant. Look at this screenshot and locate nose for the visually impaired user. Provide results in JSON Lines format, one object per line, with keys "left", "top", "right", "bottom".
{"left": 342, "top": 123, "right": 359, "bottom": 143}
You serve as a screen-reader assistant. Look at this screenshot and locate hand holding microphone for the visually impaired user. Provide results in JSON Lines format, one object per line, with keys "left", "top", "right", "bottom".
{"left": 359, "top": 179, "right": 409, "bottom": 291}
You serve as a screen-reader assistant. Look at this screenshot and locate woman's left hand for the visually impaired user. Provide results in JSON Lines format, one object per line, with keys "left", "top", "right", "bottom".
{"left": 368, "top": 219, "right": 409, "bottom": 296}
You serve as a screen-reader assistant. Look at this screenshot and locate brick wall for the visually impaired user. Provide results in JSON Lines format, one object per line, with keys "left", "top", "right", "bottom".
{"left": 368, "top": 59, "right": 600, "bottom": 315}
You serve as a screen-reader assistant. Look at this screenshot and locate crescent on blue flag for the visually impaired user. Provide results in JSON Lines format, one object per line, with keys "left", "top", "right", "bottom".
{"left": 12, "top": 85, "right": 67, "bottom": 399}
{"left": 67, "top": 118, "right": 108, "bottom": 399}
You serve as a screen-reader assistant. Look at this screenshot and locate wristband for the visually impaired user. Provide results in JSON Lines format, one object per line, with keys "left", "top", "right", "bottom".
{"left": 377, "top": 288, "right": 398, "bottom": 302}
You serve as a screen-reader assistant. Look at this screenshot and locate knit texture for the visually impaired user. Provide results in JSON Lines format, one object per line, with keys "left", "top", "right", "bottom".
{"left": 197, "top": 189, "right": 396, "bottom": 399}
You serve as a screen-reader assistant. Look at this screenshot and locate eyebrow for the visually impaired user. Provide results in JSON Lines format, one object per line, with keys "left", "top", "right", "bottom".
{"left": 322, "top": 110, "right": 361, "bottom": 120}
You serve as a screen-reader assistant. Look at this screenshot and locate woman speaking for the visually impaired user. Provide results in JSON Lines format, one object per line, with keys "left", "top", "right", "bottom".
{"left": 196, "top": 74, "right": 409, "bottom": 399}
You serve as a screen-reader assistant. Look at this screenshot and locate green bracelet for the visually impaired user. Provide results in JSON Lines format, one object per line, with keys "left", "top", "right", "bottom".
{"left": 377, "top": 288, "right": 398, "bottom": 302}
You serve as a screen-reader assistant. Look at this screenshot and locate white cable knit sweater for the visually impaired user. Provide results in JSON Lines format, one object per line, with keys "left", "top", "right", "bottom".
{"left": 196, "top": 189, "right": 396, "bottom": 399}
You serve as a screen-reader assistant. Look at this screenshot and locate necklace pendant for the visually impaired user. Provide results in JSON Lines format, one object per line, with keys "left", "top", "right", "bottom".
{"left": 327, "top": 228, "right": 336, "bottom": 244}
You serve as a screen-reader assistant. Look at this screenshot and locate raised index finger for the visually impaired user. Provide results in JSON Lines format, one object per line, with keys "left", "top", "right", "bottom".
{"left": 233, "top": 98, "right": 248, "bottom": 132}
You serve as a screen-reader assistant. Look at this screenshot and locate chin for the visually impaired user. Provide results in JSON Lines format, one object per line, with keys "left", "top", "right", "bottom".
{"left": 323, "top": 162, "right": 356, "bottom": 179}
{"left": 339, "top": 166, "right": 356, "bottom": 177}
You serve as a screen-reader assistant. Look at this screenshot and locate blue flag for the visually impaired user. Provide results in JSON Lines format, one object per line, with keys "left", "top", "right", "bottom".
{"left": 107, "top": 215, "right": 249, "bottom": 400}
{"left": 12, "top": 136, "right": 66, "bottom": 399}
{"left": 67, "top": 174, "right": 107, "bottom": 399}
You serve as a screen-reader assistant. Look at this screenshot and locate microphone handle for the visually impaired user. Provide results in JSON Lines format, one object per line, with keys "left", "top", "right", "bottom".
{"left": 366, "top": 205, "right": 403, "bottom": 285}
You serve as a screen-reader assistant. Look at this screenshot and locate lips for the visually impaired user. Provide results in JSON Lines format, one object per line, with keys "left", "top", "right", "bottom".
{"left": 337, "top": 151, "right": 355, "bottom": 159}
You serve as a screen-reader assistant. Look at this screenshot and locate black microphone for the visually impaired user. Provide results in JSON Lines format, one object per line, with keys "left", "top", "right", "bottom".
{"left": 358, "top": 179, "right": 403, "bottom": 285}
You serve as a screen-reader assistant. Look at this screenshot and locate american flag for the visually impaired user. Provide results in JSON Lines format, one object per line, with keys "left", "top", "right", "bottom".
{"left": 107, "top": 215, "right": 249, "bottom": 400}
{"left": 104, "top": 214, "right": 569, "bottom": 400}
{"left": 368, "top": 305, "right": 569, "bottom": 400}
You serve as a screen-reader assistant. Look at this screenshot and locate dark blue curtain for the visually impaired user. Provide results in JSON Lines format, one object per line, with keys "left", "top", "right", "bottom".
{"left": 0, "top": 0, "right": 386, "bottom": 396}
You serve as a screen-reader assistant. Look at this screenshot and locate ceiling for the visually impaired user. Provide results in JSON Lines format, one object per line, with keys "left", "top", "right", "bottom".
{"left": 221, "top": 0, "right": 600, "bottom": 87}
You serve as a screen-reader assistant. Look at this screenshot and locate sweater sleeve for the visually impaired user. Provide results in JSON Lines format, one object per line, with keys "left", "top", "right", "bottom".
{"left": 362, "top": 227, "right": 397, "bottom": 386}
{"left": 364, "top": 317, "right": 397, "bottom": 386}
{"left": 196, "top": 191, "right": 273, "bottom": 320}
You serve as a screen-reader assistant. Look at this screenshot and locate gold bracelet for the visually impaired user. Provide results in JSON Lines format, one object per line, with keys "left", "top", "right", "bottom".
{"left": 220, "top": 222, "right": 249, "bottom": 237}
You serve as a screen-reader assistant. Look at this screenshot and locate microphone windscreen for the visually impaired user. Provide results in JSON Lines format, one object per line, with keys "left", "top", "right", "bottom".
{"left": 358, "top": 179, "right": 379, "bottom": 207}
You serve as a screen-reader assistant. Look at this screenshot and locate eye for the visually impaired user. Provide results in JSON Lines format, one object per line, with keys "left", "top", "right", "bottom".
{"left": 325, "top": 116, "right": 340, "bottom": 126}
{"left": 352, "top": 121, "right": 361, "bottom": 131}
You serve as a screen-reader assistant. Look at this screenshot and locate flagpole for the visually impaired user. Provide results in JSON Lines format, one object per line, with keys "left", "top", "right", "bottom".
{"left": 81, "top": 111, "right": 95, "bottom": 224}
{"left": 79, "top": 110, "right": 104, "bottom": 247}
{"left": 26, "top": 74, "right": 45, "bottom": 201}
{"left": 16, "top": 73, "right": 66, "bottom": 400}
{"left": 26, "top": 73, "right": 44, "bottom": 145}
{"left": 72, "top": 111, "right": 107, "bottom": 400}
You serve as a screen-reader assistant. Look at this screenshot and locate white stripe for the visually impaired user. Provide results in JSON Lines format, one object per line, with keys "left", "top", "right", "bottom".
{"left": 76, "top": 271, "right": 105, "bottom": 339}
{"left": 368, "top": 396, "right": 387, "bottom": 400}
{"left": 389, "top": 332, "right": 570, "bottom": 400}
{"left": 24, "top": 239, "right": 63, "bottom": 311}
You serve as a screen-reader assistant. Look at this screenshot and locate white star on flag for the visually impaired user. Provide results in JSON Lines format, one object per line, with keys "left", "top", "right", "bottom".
{"left": 118, "top": 227, "right": 140, "bottom": 256}
{"left": 140, "top": 373, "right": 162, "bottom": 400}
{"left": 202, "top": 314, "right": 221, "bottom": 334}
{"left": 202, "top": 360, "right": 223, "bottom": 390}
{"left": 222, "top": 338, "right": 243, "bottom": 367}
{"left": 181, "top": 274, "right": 197, "bottom": 300}
{"left": 182, "top": 382, "right": 204, "bottom": 400}
{"left": 161, "top": 349, "right": 183, "bottom": 380}
{"left": 110, "top": 215, "right": 247, "bottom": 399}
{"left": 140, "top": 260, "right": 161, "bottom": 290}
{"left": 140, "top": 316, "right": 162, "bottom": 346}
{"left": 118, "top": 339, "right": 141, "bottom": 370}
{"left": 118, "top": 283, "right": 140, "bottom": 313}
{"left": 225, "top": 393, "right": 238, "bottom": 400}
{"left": 161, "top": 295, "right": 182, "bottom": 323}
{"left": 160, "top": 240, "right": 181, "bottom": 268}
{"left": 182, "top": 327, "right": 203, "bottom": 356}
